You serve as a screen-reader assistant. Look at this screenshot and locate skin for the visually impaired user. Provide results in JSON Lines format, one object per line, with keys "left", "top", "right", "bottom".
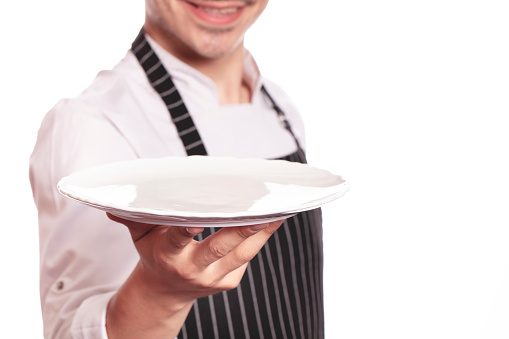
{"left": 144, "top": 0, "right": 269, "bottom": 104}
{"left": 106, "top": 216, "right": 283, "bottom": 338}
{"left": 106, "top": 1, "right": 280, "bottom": 338}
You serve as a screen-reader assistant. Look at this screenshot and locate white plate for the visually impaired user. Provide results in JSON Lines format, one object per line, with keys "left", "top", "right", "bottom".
{"left": 57, "top": 156, "right": 349, "bottom": 226}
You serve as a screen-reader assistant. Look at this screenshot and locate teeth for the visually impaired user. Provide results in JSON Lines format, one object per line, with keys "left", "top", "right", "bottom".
{"left": 198, "top": 6, "right": 239, "bottom": 15}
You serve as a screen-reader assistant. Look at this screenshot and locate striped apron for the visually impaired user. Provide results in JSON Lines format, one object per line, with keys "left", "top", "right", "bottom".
{"left": 132, "top": 30, "right": 324, "bottom": 339}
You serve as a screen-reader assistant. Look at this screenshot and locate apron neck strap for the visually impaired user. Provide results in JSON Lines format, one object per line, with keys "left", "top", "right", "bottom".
{"left": 132, "top": 29, "right": 302, "bottom": 156}
{"left": 132, "top": 29, "right": 208, "bottom": 156}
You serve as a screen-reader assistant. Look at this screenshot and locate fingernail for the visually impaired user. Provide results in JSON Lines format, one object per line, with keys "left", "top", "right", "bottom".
{"left": 185, "top": 227, "right": 204, "bottom": 236}
{"left": 248, "top": 223, "right": 268, "bottom": 232}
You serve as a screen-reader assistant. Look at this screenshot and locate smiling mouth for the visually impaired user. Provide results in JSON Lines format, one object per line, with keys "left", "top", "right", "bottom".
{"left": 196, "top": 5, "right": 240, "bottom": 15}
{"left": 186, "top": 1, "right": 244, "bottom": 15}
{"left": 184, "top": 1, "right": 246, "bottom": 25}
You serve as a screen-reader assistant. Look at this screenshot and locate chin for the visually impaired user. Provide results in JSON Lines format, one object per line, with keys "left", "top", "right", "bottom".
{"left": 192, "top": 35, "right": 244, "bottom": 60}
{"left": 196, "top": 47, "right": 235, "bottom": 60}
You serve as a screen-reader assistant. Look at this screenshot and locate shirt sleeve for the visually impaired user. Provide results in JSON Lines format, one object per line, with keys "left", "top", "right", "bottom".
{"left": 71, "top": 291, "right": 116, "bottom": 339}
{"left": 30, "top": 99, "right": 140, "bottom": 338}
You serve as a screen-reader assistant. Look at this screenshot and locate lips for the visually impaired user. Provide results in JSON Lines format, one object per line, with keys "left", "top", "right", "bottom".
{"left": 184, "top": 1, "right": 246, "bottom": 26}
{"left": 197, "top": 6, "right": 240, "bottom": 15}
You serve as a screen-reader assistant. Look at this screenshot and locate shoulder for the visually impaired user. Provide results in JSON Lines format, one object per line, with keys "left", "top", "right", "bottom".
{"left": 260, "top": 78, "right": 295, "bottom": 106}
{"left": 30, "top": 94, "right": 138, "bottom": 199}
{"left": 79, "top": 52, "right": 155, "bottom": 112}
{"left": 32, "top": 51, "right": 154, "bottom": 169}
{"left": 39, "top": 52, "right": 149, "bottom": 128}
{"left": 30, "top": 97, "right": 137, "bottom": 189}
{"left": 260, "top": 78, "right": 303, "bottom": 125}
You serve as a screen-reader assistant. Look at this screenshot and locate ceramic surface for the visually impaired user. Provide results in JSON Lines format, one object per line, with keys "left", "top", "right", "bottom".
{"left": 57, "top": 156, "right": 349, "bottom": 226}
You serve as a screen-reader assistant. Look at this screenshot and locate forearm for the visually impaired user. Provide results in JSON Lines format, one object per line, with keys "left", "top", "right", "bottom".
{"left": 105, "top": 219, "right": 283, "bottom": 338}
{"left": 106, "top": 262, "right": 194, "bottom": 339}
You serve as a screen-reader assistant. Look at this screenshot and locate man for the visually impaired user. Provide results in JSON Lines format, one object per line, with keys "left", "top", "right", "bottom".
{"left": 30, "top": 0, "right": 324, "bottom": 338}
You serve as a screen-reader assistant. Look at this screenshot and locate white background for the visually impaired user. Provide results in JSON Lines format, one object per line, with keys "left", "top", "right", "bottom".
{"left": 1, "top": 0, "right": 509, "bottom": 338}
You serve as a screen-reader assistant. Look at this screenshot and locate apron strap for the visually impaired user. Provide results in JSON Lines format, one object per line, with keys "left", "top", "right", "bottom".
{"left": 132, "top": 29, "right": 208, "bottom": 156}
{"left": 132, "top": 29, "right": 302, "bottom": 157}
{"left": 260, "top": 85, "right": 302, "bottom": 151}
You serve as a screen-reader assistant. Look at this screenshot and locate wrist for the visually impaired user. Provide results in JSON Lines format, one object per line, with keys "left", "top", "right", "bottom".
{"left": 106, "top": 262, "right": 194, "bottom": 339}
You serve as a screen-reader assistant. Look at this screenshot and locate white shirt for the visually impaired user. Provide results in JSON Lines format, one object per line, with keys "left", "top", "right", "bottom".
{"left": 30, "top": 37, "right": 306, "bottom": 339}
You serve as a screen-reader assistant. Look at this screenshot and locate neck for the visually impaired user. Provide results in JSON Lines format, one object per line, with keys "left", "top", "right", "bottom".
{"left": 144, "top": 25, "right": 251, "bottom": 105}
{"left": 189, "top": 45, "right": 251, "bottom": 105}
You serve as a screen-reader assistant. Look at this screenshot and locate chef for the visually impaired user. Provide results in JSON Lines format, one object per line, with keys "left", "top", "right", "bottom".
{"left": 30, "top": 0, "right": 324, "bottom": 338}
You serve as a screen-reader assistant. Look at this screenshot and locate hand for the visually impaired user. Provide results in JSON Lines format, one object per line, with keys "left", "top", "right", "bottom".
{"left": 105, "top": 213, "right": 285, "bottom": 339}
{"left": 110, "top": 214, "right": 283, "bottom": 300}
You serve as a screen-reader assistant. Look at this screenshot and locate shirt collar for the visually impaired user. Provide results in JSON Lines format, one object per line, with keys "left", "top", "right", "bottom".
{"left": 145, "top": 35, "right": 262, "bottom": 104}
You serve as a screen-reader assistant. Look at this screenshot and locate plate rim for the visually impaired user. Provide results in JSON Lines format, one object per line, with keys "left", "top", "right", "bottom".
{"left": 57, "top": 156, "right": 349, "bottom": 222}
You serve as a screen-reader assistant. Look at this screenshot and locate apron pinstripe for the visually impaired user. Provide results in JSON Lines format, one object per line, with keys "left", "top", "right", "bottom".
{"left": 133, "top": 30, "right": 324, "bottom": 339}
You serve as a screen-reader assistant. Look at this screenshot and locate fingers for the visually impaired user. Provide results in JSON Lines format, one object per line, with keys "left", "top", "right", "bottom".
{"left": 108, "top": 211, "right": 285, "bottom": 284}
{"left": 162, "top": 226, "right": 204, "bottom": 254}
{"left": 218, "top": 220, "right": 284, "bottom": 273}
{"left": 108, "top": 211, "right": 285, "bottom": 298}
{"left": 194, "top": 220, "right": 284, "bottom": 269}
{"left": 195, "top": 223, "right": 267, "bottom": 268}
{"left": 107, "top": 213, "right": 204, "bottom": 253}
